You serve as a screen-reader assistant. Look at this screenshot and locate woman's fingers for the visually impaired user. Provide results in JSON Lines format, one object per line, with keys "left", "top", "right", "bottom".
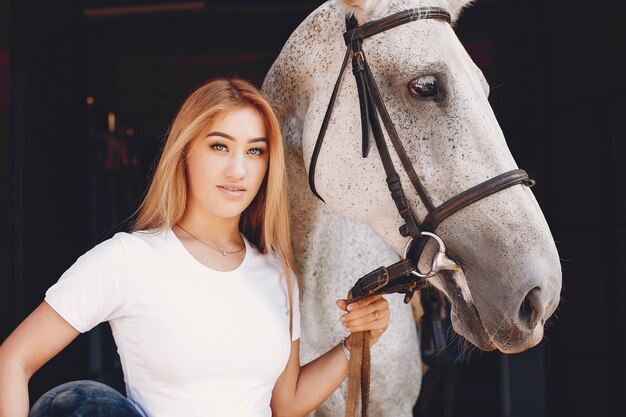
{"left": 340, "top": 297, "right": 388, "bottom": 323}
{"left": 336, "top": 296, "right": 390, "bottom": 347}
{"left": 346, "top": 295, "right": 383, "bottom": 311}
{"left": 336, "top": 295, "right": 382, "bottom": 313}
{"left": 340, "top": 297, "right": 389, "bottom": 330}
{"left": 336, "top": 299, "right": 348, "bottom": 312}
{"left": 337, "top": 295, "right": 390, "bottom": 347}
{"left": 343, "top": 309, "right": 389, "bottom": 332}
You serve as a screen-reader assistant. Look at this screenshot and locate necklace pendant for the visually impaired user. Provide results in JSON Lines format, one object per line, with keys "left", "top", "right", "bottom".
{"left": 222, "top": 251, "right": 227, "bottom": 256}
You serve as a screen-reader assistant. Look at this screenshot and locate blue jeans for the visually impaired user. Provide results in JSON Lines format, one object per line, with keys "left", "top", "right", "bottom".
{"left": 29, "top": 380, "right": 144, "bottom": 417}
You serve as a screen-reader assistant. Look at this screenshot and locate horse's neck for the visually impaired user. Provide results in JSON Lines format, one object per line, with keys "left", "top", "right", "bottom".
{"left": 281, "top": 101, "right": 399, "bottom": 284}
{"left": 264, "top": 2, "right": 344, "bottom": 120}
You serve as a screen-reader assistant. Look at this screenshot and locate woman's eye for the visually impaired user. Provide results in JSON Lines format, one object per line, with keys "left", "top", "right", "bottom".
{"left": 211, "top": 143, "right": 227, "bottom": 152}
{"left": 248, "top": 147, "right": 266, "bottom": 156}
{"left": 407, "top": 76, "right": 438, "bottom": 99}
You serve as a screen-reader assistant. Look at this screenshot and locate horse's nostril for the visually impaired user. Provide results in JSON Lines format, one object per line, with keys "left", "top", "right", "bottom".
{"left": 519, "top": 287, "right": 542, "bottom": 330}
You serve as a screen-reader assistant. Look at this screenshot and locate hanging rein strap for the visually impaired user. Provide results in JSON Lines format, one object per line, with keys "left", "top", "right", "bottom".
{"left": 335, "top": 9, "right": 455, "bottom": 417}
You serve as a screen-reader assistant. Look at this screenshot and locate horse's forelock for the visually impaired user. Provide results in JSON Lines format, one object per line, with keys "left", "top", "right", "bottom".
{"left": 336, "top": 0, "right": 378, "bottom": 14}
{"left": 336, "top": 0, "right": 395, "bottom": 19}
{"left": 336, "top": 0, "right": 477, "bottom": 22}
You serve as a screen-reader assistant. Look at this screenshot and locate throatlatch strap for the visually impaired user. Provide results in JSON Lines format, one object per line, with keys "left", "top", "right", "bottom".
{"left": 308, "top": 46, "right": 352, "bottom": 201}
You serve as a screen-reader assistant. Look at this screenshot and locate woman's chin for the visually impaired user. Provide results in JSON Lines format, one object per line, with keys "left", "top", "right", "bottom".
{"left": 208, "top": 200, "right": 254, "bottom": 219}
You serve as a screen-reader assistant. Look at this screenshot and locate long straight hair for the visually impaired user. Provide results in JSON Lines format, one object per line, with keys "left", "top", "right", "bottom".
{"left": 132, "top": 78, "right": 298, "bottom": 334}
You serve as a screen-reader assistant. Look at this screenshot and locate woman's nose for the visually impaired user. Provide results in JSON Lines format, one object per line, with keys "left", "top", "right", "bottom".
{"left": 225, "top": 152, "right": 246, "bottom": 179}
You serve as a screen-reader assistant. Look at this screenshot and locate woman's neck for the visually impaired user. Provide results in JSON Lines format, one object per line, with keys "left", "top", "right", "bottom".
{"left": 176, "top": 205, "right": 242, "bottom": 246}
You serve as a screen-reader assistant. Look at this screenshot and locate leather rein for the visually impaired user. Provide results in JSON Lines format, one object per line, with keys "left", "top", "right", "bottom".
{"left": 306, "top": 7, "right": 535, "bottom": 417}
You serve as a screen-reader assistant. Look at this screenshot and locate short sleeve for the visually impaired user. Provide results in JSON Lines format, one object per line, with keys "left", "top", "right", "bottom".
{"left": 289, "top": 273, "right": 301, "bottom": 342}
{"left": 44, "top": 233, "right": 128, "bottom": 333}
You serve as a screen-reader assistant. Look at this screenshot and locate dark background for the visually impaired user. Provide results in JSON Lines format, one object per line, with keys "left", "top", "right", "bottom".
{"left": 1, "top": 1, "right": 624, "bottom": 416}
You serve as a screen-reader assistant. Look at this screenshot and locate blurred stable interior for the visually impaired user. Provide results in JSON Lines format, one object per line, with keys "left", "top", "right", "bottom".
{"left": 0, "top": 1, "right": 624, "bottom": 416}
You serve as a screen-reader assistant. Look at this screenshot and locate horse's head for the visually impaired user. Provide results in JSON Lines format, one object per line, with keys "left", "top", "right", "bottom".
{"left": 265, "top": 0, "right": 561, "bottom": 353}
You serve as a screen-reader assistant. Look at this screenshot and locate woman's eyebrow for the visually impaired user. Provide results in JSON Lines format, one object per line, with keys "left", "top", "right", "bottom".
{"left": 206, "top": 131, "right": 267, "bottom": 143}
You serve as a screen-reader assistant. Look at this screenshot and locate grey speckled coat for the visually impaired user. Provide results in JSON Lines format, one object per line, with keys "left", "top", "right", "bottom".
{"left": 263, "top": 1, "right": 562, "bottom": 416}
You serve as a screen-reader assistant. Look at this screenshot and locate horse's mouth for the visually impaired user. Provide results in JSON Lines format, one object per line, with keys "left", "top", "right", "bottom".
{"left": 448, "top": 299, "right": 497, "bottom": 351}
{"left": 430, "top": 269, "right": 494, "bottom": 351}
{"left": 440, "top": 269, "right": 544, "bottom": 353}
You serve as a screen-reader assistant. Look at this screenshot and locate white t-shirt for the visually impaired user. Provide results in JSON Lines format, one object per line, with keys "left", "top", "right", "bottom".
{"left": 44, "top": 228, "right": 300, "bottom": 417}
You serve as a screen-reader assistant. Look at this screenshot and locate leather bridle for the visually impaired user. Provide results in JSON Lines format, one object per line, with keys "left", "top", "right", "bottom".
{"left": 309, "top": 7, "right": 535, "bottom": 305}
{"left": 307, "top": 8, "right": 535, "bottom": 417}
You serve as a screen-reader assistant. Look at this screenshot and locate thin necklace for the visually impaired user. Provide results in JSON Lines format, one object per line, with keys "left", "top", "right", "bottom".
{"left": 175, "top": 223, "right": 245, "bottom": 256}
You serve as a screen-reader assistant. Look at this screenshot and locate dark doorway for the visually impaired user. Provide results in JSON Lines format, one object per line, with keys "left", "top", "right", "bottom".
{"left": 2, "top": 1, "right": 624, "bottom": 416}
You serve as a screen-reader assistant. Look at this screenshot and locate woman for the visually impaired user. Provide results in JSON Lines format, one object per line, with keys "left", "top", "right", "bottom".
{"left": 0, "top": 78, "right": 390, "bottom": 417}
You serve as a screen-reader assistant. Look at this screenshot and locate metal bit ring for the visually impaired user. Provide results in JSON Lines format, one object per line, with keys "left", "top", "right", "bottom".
{"left": 403, "top": 231, "right": 459, "bottom": 278}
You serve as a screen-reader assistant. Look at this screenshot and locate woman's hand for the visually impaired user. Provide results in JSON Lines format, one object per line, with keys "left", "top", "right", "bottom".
{"left": 271, "top": 295, "right": 390, "bottom": 417}
{"left": 336, "top": 295, "right": 389, "bottom": 347}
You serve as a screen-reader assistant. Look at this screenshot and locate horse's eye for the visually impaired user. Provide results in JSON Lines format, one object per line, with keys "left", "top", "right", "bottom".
{"left": 407, "top": 76, "right": 438, "bottom": 99}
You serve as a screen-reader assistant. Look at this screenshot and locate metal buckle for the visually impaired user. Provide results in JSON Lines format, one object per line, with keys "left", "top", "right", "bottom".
{"left": 403, "top": 231, "right": 460, "bottom": 278}
{"left": 369, "top": 266, "right": 390, "bottom": 293}
{"left": 352, "top": 50, "right": 364, "bottom": 61}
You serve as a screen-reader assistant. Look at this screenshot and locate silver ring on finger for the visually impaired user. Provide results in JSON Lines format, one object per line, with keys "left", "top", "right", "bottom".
{"left": 373, "top": 311, "right": 379, "bottom": 320}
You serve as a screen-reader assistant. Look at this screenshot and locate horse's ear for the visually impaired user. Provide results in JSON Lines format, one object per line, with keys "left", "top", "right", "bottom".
{"left": 446, "top": 0, "right": 477, "bottom": 22}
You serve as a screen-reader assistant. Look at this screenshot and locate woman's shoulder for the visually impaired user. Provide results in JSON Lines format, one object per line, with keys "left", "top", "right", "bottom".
{"left": 115, "top": 227, "right": 170, "bottom": 245}
{"left": 93, "top": 228, "right": 172, "bottom": 259}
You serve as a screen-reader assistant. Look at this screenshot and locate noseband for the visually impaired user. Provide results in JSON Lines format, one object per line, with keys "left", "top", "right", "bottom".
{"left": 309, "top": 7, "right": 535, "bottom": 305}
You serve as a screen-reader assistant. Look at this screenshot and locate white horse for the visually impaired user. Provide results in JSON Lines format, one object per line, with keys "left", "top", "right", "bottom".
{"left": 262, "top": 0, "right": 562, "bottom": 416}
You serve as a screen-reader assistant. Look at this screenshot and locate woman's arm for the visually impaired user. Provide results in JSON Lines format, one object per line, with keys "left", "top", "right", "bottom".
{"left": 271, "top": 295, "right": 389, "bottom": 417}
{"left": 0, "top": 301, "right": 80, "bottom": 417}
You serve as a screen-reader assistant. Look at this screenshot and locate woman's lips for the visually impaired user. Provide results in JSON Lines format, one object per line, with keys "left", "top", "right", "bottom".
{"left": 217, "top": 184, "right": 246, "bottom": 197}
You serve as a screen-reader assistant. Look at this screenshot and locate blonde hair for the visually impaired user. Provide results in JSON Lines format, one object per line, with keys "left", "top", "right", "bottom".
{"left": 132, "top": 78, "right": 298, "bottom": 333}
